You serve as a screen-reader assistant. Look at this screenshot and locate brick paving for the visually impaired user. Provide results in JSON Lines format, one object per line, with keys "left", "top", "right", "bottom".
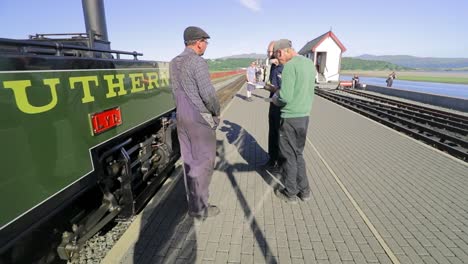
{"left": 113, "top": 87, "right": 468, "bottom": 264}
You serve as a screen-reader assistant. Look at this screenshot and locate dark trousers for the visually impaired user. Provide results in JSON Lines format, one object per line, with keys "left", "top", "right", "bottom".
{"left": 268, "top": 103, "right": 281, "bottom": 163}
{"left": 386, "top": 78, "right": 393, "bottom": 87}
{"left": 278, "top": 117, "right": 310, "bottom": 196}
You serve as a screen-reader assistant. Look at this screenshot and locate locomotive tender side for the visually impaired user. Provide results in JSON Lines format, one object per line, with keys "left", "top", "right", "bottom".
{"left": 0, "top": 0, "right": 180, "bottom": 262}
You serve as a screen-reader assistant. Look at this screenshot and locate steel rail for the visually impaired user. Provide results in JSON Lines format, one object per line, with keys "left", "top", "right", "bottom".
{"left": 343, "top": 89, "right": 468, "bottom": 124}
{"left": 330, "top": 92, "right": 468, "bottom": 136}
{"left": 216, "top": 75, "right": 246, "bottom": 108}
{"left": 316, "top": 90, "right": 468, "bottom": 161}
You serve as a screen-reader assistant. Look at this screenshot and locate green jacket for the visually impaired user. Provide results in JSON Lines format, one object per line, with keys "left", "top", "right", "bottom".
{"left": 278, "top": 55, "right": 316, "bottom": 118}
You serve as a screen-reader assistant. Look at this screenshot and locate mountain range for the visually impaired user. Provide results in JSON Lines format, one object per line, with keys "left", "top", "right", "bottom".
{"left": 212, "top": 54, "right": 468, "bottom": 71}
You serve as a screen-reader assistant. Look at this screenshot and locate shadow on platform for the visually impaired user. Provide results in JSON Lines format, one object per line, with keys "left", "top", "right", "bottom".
{"left": 236, "top": 91, "right": 267, "bottom": 101}
{"left": 133, "top": 175, "right": 198, "bottom": 263}
{"left": 219, "top": 120, "right": 281, "bottom": 187}
{"left": 235, "top": 94, "right": 253, "bottom": 101}
{"left": 216, "top": 119, "right": 281, "bottom": 263}
{"left": 252, "top": 93, "right": 267, "bottom": 99}
{"left": 131, "top": 119, "right": 281, "bottom": 263}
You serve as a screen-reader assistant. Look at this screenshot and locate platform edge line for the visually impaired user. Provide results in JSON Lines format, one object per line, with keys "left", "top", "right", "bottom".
{"left": 307, "top": 137, "right": 401, "bottom": 264}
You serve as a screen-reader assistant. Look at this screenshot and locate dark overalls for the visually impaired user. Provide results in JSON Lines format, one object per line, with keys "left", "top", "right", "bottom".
{"left": 170, "top": 48, "right": 219, "bottom": 215}
{"left": 174, "top": 87, "right": 216, "bottom": 214}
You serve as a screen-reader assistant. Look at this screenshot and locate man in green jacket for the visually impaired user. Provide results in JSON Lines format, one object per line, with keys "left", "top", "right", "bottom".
{"left": 272, "top": 39, "right": 316, "bottom": 203}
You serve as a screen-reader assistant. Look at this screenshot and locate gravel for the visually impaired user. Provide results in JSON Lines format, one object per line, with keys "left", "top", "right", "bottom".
{"left": 68, "top": 218, "right": 133, "bottom": 264}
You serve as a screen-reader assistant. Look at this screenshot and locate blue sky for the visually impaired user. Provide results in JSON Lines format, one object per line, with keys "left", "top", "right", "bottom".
{"left": 1, "top": 0, "right": 467, "bottom": 61}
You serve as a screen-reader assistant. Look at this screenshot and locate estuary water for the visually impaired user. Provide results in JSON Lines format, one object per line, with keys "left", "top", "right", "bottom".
{"left": 341, "top": 75, "right": 468, "bottom": 99}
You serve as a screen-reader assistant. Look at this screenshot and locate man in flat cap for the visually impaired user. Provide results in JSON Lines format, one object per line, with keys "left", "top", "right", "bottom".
{"left": 170, "top": 26, "right": 221, "bottom": 219}
{"left": 271, "top": 39, "right": 316, "bottom": 204}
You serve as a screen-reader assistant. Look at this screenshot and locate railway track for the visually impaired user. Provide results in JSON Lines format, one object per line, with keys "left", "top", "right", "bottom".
{"left": 343, "top": 89, "right": 468, "bottom": 125}
{"left": 216, "top": 75, "right": 246, "bottom": 109}
{"left": 316, "top": 88, "right": 468, "bottom": 162}
{"left": 69, "top": 75, "right": 245, "bottom": 264}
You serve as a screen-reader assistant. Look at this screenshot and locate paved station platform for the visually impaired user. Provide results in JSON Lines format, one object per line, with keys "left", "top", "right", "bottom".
{"left": 104, "top": 87, "right": 468, "bottom": 264}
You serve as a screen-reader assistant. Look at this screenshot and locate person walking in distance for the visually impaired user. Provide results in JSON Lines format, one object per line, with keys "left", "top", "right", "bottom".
{"left": 169, "top": 26, "right": 221, "bottom": 219}
{"left": 245, "top": 61, "right": 256, "bottom": 101}
{"left": 386, "top": 71, "right": 396, "bottom": 87}
{"left": 272, "top": 39, "right": 316, "bottom": 204}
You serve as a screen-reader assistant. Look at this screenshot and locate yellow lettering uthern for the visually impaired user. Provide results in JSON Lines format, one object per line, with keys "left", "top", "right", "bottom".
{"left": 3, "top": 78, "right": 59, "bottom": 114}
{"left": 69, "top": 76, "right": 98, "bottom": 103}
{"left": 128, "top": 73, "right": 145, "bottom": 93}
{"left": 145, "top": 72, "right": 159, "bottom": 89}
{"left": 159, "top": 70, "right": 170, "bottom": 87}
{"left": 103, "top": 74, "right": 127, "bottom": 98}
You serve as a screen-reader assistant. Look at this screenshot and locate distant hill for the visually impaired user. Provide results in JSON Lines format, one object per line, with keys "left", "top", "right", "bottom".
{"left": 207, "top": 55, "right": 411, "bottom": 72}
{"left": 207, "top": 54, "right": 268, "bottom": 71}
{"left": 210, "top": 53, "right": 468, "bottom": 70}
{"left": 207, "top": 58, "right": 255, "bottom": 71}
{"left": 355, "top": 54, "right": 468, "bottom": 69}
{"left": 341, "top": 57, "right": 412, "bottom": 71}
{"left": 218, "top": 53, "right": 265, "bottom": 59}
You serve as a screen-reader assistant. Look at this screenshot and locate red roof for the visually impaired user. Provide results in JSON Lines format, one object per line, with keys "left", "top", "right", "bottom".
{"left": 317, "top": 31, "right": 346, "bottom": 52}
{"left": 298, "top": 31, "right": 347, "bottom": 54}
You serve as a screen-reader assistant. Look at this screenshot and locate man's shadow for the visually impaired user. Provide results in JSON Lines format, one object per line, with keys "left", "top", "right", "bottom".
{"left": 214, "top": 119, "right": 283, "bottom": 263}
{"left": 218, "top": 120, "right": 282, "bottom": 190}
{"left": 252, "top": 93, "right": 266, "bottom": 99}
{"left": 133, "top": 167, "right": 198, "bottom": 264}
{"left": 235, "top": 94, "right": 251, "bottom": 101}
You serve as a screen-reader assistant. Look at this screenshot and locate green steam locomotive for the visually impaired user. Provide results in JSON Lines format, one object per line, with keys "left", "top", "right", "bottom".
{"left": 0, "top": 1, "right": 180, "bottom": 263}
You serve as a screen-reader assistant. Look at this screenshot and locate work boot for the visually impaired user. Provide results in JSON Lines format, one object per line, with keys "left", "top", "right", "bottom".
{"left": 297, "top": 191, "right": 312, "bottom": 202}
{"left": 260, "top": 160, "right": 276, "bottom": 169}
{"left": 188, "top": 205, "right": 220, "bottom": 220}
{"left": 265, "top": 164, "right": 281, "bottom": 177}
{"left": 274, "top": 188, "right": 298, "bottom": 204}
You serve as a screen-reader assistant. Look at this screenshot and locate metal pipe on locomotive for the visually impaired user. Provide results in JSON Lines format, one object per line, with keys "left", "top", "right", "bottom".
{"left": 0, "top": 1, "right": 180, "bottom": 263}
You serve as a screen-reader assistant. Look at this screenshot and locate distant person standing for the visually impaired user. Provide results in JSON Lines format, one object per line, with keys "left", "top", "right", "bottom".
{"left": 386, "top": 71, "right": 396, "bottom": 87}
{"left": 169, "top": 26, "right": 221, "bottom": 219}
{"left": 272, "top": 39, "right": 316, "bottom": 203}
{"left": 255, "top": 64, "right": 263, "bottom": 82}
{"left": 245, "top": 61, "right": 256, "bottom": 101}
{"left": 352, "top": 74, "right": 360, "bottom": 88}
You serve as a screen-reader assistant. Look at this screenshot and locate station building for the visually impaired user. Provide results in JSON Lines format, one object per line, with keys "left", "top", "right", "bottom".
{"left": 298, "top": 31, "right": 346, "bottom": 84}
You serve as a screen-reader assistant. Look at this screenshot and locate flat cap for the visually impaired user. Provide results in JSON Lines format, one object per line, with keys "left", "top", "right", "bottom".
{"left": 184, "top": 26, "right": 210, "bottom": 42}
{"left": 273, "top": 39, "right": 292, "bottom": 53}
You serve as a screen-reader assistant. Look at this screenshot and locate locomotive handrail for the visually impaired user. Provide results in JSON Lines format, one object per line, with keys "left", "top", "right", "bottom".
{"left": 29, "top": 33, "right": 90, "bottom": 39}
{"left": 0, "top": 37, "right": 143, "bottom": 60}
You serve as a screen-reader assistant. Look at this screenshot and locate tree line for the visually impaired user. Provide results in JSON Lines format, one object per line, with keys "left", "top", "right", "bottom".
{"left": 207, "top": 57, "right": 411, "bottom": 72}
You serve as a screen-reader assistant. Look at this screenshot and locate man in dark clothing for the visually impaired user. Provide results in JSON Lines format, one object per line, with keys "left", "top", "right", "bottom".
{"left": 263, "top": 41, "right": 284, "bottom": 169}
{"left": 386, "top": 71, "right": 396, "bottom": 87}
{"left": 169, "top": 26, "right": 220, "bottom": 220}
{"left": 352, "top": 74, "right": 360, "bottom": 88}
